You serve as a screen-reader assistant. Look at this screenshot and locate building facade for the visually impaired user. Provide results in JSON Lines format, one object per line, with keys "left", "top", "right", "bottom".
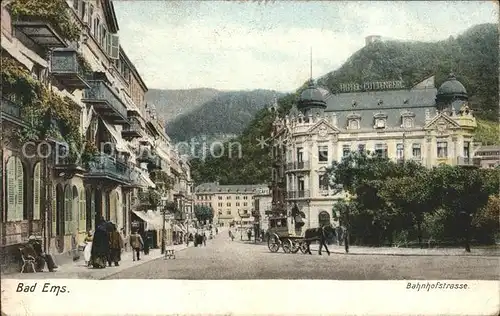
{"left": 194, "top": 183, "right": 267, "bottom": 228}
{"left": 0, "top": 0, "right": 191, "bottom": 271}
{"left": 270, "top": 75, "right": 477, "bottom": 230}
{"left": 473, "top": 145, "right": 500, "bottom": 169}
{"left": 252, "top": 188, "right": 272, "bottom": 232}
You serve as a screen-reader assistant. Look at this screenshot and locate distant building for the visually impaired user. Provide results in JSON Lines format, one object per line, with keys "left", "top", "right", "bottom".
{"left": 365, "top": 35, "right": 382, "bottom": 46}
{"left": 474, "top": 145, "right": 500, "bottom": 169}
{"left": 194, "top": 182, "right": 268, "bottom": 227}
{"left": 253, "top": 188, "right": 272, "bottom": 232}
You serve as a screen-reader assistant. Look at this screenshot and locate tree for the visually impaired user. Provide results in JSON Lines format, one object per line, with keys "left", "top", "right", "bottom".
{"left": 379, "top": 164, "right": 436, "bottom": 248}
{"left": 472, "top": 195, "right": 500, "bottom": 244}
{"left": 194, "top": 205, "right": 214, "bottom": 224}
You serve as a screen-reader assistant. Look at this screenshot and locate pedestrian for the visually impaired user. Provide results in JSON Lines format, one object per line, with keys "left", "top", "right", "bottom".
{"left": 108, "top": 223, "right": 123, "bottom": 267}
{"left": 90, "top": 217, "right": 109, "bottom": 269}
{"left": 83, "top": 231, "right": 93, "bottom": 267}
{"left": 318, "top": 226, "right": 331, "bottom": 256}
{"left": 247, "top": 229, "right": 251, "bottom": 241}
{"left": 129, "top": 230, "right": 144, "bottom": 261}
{"left": 203, "top": 232, "right": 207, "bottom": 246}
{"left": 142, "top": 231, "right": 150, "bottom": 255}
{"left": 215, "top": 227, "right": 218, "bottom": 235}
{"left": 120, "top": 228, "right": 128, "bottom": 252}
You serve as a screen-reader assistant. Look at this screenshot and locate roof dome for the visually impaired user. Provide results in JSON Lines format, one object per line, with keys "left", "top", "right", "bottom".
{"left": 437, "top": 73, "right": 468, "bottom": 99}
{"left": 298, "top": 80, "right": 327, "bottom": 110}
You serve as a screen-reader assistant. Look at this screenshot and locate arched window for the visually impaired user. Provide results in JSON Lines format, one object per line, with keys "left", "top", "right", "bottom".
{"left": 64, "top": 185, "right": 72, "bottom": 235}
{"left": 72, "top": 186, "right": 79, "bottom": 234}
{"left": 6, "top": 156, "right": 24, "bottom": 221}
{"left": 318, "top": 211, "right": 331, "bottom": 227}
{"left": 79, "top": 188, "right": 86, "bottom": 233}
{"left": 33, "top": 162, "right": 41, "bottom": 220}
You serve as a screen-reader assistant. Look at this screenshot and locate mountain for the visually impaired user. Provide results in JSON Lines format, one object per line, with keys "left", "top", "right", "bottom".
{"left": 317, "top": 23, "right": 499, "bottom": 121}
{"left": 145, "top": 88, "right": 221, "bottom": 123}
{"left": 190, "top": 23, "right": 499, "bottom": 185}
{"left": 165, "top": 90, "right": 283, "bottom": 142}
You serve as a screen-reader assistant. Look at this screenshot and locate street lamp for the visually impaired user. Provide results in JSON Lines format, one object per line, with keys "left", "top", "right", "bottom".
{"left": 161, "top": 196, "right": 168, "bottom": 254}
{"left": 237, "top": 210, "right": 243, "bottom": 240}
{"left": 459, "top": 210, "right": 472, "bottom": 253}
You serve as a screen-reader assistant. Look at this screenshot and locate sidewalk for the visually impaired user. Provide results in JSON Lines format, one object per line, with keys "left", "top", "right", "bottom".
{"left": 3, "top": 243, "right": 190, "bottom": 280}
{"left": 307, "top": 244, "right": 500, "bottom": 257}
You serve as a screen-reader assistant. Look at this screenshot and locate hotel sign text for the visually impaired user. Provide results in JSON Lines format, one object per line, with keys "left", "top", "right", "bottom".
{"left": 339, "top": 80, "right": 405, "bottom": 92}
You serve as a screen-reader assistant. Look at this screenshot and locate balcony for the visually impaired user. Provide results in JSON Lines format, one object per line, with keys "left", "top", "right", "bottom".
{"left": 82, "top": 80, "right": 129, "bottom": 125}
{"left": 1, "top": 96, "right": 21, "bottom": 123}
{"left": 121, "top": 117, "right": 142, "bottom": 140}
{"left": 13, "top": 20, "right": 66, "bottom": 48}
{"left": 50, "top": 49, "right": 90, "bottom": 91}
{"left": 137, "top": 149, "right": 162, "bottom": 171}
{"left": 456, "top": 157, "right": 481, "bottom": 168}
{"left": 286, "top": 190, "right": 311, "bottom": 200}
{"left": 285, "top": 161, "right": 311, "bottom": 172}
{"left": 84, "top": 153, "right": 132, "bottom": 185}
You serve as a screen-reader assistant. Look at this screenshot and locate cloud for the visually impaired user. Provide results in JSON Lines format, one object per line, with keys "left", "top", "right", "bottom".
{"left": 114, "top": 1, "right": 498, "bottom": 91}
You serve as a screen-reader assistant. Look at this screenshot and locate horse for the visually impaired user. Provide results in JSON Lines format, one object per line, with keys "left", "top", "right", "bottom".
{"left": 304, "top": 225, "right": 336, "bottom": 255}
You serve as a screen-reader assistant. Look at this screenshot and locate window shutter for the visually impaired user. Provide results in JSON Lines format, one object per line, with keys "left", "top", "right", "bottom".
{"left": 33, "top": 163, "right": 41, "bottom": 220}
{"left": 109, "top": 34, "right": 119, "bottom": 59}
{"left": 7, "top": 158, "right": 16, "bottom": 221}
{"left": 64, "top": 187, "right": 71, "bottom": 235}
{"left": 15, "top": 158, "right": 24, "bottom": 221}
{"left": 52, "top": 186, "right": 57, "bottom": 237}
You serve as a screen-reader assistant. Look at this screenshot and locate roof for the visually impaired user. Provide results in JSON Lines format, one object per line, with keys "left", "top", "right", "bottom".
{"left": 195, "top": 182, "right": 268, "bottom": 194}
{"left": 103, "top": 0, "right": 119, "bottom": 33}
{"left": 437, "top": 73, "right": 467, "bottom": 99}
{"left": 476, "top": 145, "right": 500, "bottom": 152}
{"left": 119, "top": 46, "right": 148, "bottom": 92}
{"left": 324, "top": 87, "right": 437, "bottom": 129}
{"left": 298, "top": 80, "right": 327, "bottom": 110}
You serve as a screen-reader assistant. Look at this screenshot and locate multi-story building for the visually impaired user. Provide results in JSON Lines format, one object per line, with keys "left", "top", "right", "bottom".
{"left": 194, "top": 182, "right": 267, "bottom": 228}
{"left": 252, "top": 187, "right": 272, "bottom": 232}
{"left": 473, "top": 145, "right": 500, "bottom": 169}
{"left": 0, "top": 0, "right": 188, "bottom": 270}
{"left": 270, "top": 74, "right": 477, "bottom": 230}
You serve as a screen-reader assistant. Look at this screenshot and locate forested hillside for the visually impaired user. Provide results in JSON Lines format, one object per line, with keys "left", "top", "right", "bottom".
{"left": 166, "top": 90, "right": 282, "bottom": 142}
{"left": 190, "top": 23, "right": 499, "bottom": 185}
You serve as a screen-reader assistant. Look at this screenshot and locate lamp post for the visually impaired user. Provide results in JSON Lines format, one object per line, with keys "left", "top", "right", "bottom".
{"left": 237, "top": 210, "right": 243, "bottom": 240}
{"left": 161, "top": 196, "right": 168, "bottom": 255}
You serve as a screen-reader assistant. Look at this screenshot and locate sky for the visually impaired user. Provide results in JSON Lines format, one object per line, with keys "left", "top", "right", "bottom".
{"left": 113, "top": 1, "right": 498, "bottom": 92}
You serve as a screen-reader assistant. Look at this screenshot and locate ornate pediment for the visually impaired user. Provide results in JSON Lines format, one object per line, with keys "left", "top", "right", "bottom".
{"left": 424, "top": 113, "right": 460, "bottom": 134}
{"left": 307, "top": 120, "right": 340, "bottom": 138}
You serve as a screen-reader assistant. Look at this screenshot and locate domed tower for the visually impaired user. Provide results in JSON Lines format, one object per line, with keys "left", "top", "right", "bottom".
{"left": 298, "top": 79, "right": 327, "bottom": 116}
{"left": 435, "top": 73, "right": 468, "bottom": 112}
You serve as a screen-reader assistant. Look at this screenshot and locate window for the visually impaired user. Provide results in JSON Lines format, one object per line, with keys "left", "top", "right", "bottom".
{"left": 403, "top": 117, "right": 413, "bottom": 128}
{"left": 218, "top": 210, "right": 222, "bottom": 215}
{"left": 243, "top": 202, "right": 248, "bottom": 206}
{"left": 218, "top": 196, "right": 222, "bottom": 200}
{"left": 79, "top": 189, "right": 86, "bottom": 232}
{"left": 64, "top": 186, "right": 72, "bottom": 235}
{"left": 33, "top": 163, "right": 41, "bottom": 220}
{"left": 100, "top": 26, "right": 107, "bottom": 48}
{"left": 73, "top": 0, "right": 79, "bottom": 10}
{"left": 375, "top": 118, "right": 385, "bottom": 128}
{"left": 226, "top": 211, "right": 231, "bottom": 215}
{"left": 358, "top": 144, "right": 366, "bottom": 153}
{"left": 463, "top": 141, "right": 470, "bottom": 158}
{"left": 88, "top": 5, "right": 94, "bottom": 27}
{"left": 236, "top": 196, "right": 240, "bottom": 200}
{"left": 217, "top": 202, "right": 222, "bottom": 207}
{"left": 80, "top": 0, "right": 86, "bottom": 21}
{"left": 348, "top": 120, "right": 359, "bottom": 130}
{"left": 6, "top": 156, "right": 24, "bottom": 221}
{"left": 342, "top": 145, "right": 350, "bottom": 157}
{"left": 374, "top": 144, "right": 387, "bottom": 158}
{"left": 318, "top": 146, "right": 328, "bottom": 162}
{"left": 236, "top": 202, "right": 240, "bottom": 207}
{"left": 396, "top": 144, "right": 404, "bottom": 159}
{"left": 243, "top": 210, "right": 248, "bottom": 215}
{"left": 227, "top": 196, "right": 231, "bottom": 199}
{"left": 412, "top": 144, "right": 421, "bottom": 158}
{"left": 226, "top": 202, "right": 231, "bottom": 207}
{"left": 437, "top": 141, "right": 448, "bottom": 158}
{"left": 319, "top": 174, "right": 329, "bottom": 190}
{"left": 243, "top": 196, "right": 248, "bottom": 200}
{"left": 296, "top": 147, "right": 304, "bottom": 162}
{"left": 298, "top": 177, "right": 305, "bottom": 192}
{"left": 93, "top": 17, "right": 100, "bottom": 40}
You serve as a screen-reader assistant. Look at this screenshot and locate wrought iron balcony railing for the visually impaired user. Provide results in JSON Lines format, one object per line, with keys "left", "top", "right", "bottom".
{"left": 285, "top": 161, "right": 310, "bottom": 171}
{"left": 51, "top": 49, "right": 90, "bottom": 91}
{"left": 85, "top": 153, "right": 131, "bottom": 183}
{"left": 1, "top": 96, "right": 21, "bottom": 118}
{"left": 286, "top": 190, "right": 311, "bottom": 199}
{"left": 82, "top": 80, "right": 128, "bottom": 124}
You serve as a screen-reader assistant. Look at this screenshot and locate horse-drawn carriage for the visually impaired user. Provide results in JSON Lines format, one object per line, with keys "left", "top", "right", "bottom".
{"left": 266, "top": 208, "right": 334, "bottom": 254}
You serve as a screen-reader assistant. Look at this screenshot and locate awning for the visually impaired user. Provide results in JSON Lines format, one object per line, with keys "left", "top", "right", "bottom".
{"left": 156, "top": 147, "right": 170, "bottom": 163}
{"left": 1, "top": 35, "right": 34, "bottom": 70}
{"left": 132, "top": 210, "right": 149, "bottom": 222}
{"left": 139, "top": 172, "right": 156, "bottom": 188}
{"left": 145, "top": 210, "right": 164, "bottom": 231}
{"left": 101, "top": 119, "right": 129, "bottom": 152}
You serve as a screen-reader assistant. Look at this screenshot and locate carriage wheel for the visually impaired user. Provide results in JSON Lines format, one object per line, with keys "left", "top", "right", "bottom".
{"left": 267, "top": 234, "right": 280, "bottom": 253}
{"left": 282, "top": 239, "right": 292, "bottom": 253}
{"left": 291, "top": 240, "right": 300, "bottom": 253}
{"left": 299, "top": 241, "right": 309, "bottom": 254}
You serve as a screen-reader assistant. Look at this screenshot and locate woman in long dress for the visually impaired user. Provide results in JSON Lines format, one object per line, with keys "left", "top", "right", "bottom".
{"left": 90, "top": 217, "right": 109, "bottom": 269}
{"left": 83, "top": 231, "right": 93, "bottom": 267}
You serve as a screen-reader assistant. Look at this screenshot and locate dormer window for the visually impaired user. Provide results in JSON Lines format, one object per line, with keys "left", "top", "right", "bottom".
{"left": 373, "top": 113, "right": 387, "bottom": 129}
{"left": 401, "top": 110, "right": 416, "bottom": 129}
{"left": 347, "top": 113, "right": 361, "bottom": 130}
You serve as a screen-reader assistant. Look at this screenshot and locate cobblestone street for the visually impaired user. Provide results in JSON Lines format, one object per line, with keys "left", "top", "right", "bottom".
{"left": 104, "top": 231, "right": 500, "bottom": 280}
